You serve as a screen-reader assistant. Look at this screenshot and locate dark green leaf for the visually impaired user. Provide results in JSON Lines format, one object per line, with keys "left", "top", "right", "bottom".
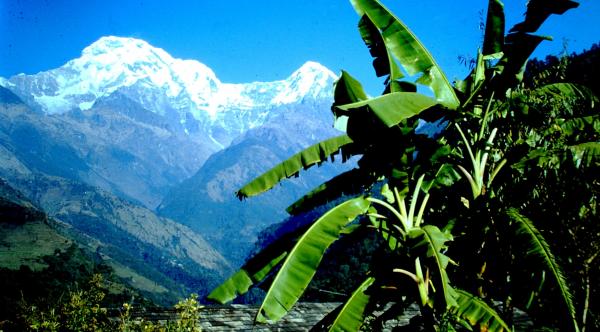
{"left": 509, "top": 0, "right": 579, "bottom": 33}
{"left": 483, "top": 0, "right": 505, "bottom": 55}
{"left": 257, "top": 197, "right": 371, "bottom": 322}
{"left": 334, "top": 71, "right": 369, "bottom": 107}
{"left": 350, "top": 0, "right": 460, "bottom": 108}
{"left": 287, "top": 168, "right": 375, "bottom": 215}
{"left": 452, "top": 289, "right": 511, "bottom": 332}
{"left": 358, "top": 14, "right": 403, "bottom": 91}
{"left": 507, "top": 208, "right": 579, "bottom": 332}
{"left": 569, "top": 142, "right": 600, "bottom": 168}
{"left": 531, "top": 83, "right": 598, "bottom": 108}
{"left": 336, "top": 92, "right": 438, "bottom": 128}
{"left": 329, "top": 277, "right": 375, "bottom": 331}
{"left": 494, "top": 33, "right": 552, "bottom": 90}
{"left": 237, "top": 135, "right": 355, "bottom": 198}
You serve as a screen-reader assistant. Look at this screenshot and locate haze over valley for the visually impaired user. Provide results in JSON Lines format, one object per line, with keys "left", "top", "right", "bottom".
{"left": 0, "top": 36, "right": 350, "bottom": 302}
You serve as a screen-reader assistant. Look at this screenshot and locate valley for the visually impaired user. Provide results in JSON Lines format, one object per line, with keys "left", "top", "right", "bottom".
{"left": 0, "top": 36, "right": 350, "bottom": 302}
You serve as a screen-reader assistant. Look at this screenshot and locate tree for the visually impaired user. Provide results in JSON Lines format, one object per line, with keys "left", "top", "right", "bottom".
{"left": 208, "top": 0, "right": 597, "bottom": 330}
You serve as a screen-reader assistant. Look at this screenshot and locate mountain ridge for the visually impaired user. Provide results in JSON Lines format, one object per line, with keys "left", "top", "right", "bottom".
{"left": 0, "top": 35, "right": 345, "bottom": 295}
{"left": 1, "top": 36, "right": 337, "bottom": 119}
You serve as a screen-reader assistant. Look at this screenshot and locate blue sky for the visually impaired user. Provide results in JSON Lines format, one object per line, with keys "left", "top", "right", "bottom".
{"left": 1, "top": 0, "right": 598, "bottom": 94}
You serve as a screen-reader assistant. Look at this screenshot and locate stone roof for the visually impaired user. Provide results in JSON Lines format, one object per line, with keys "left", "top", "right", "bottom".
{"left": 134, "top": 302, "right": 340, "bottom": 331}
{"left": 200, "top": 303, "right": 338, "bottom": 331}
{"left": 132, "top": 301, "right": 532, "bottom": 331}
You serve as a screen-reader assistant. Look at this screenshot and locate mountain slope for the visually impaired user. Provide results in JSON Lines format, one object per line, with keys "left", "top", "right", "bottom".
{"left": 0, "top": 101, "right": 231, "bottom": 303}
{"left": 2, "top": 170, "right": 232, "bottom": 303}
{"left": 0, "top": 87, "right": 216, "bottom": 208}
{"left": 0, "top": 178, "right": 70, "bottom": 271}
{"left": 158, "top": 100, "right": 354, "bottom": 265}
{"left": 2, "top": 36, "right": 337, "bottom": 147}
{"left": 0, "top": 37, "right": 338, "bottom": 207}
{"left": 0, "top": 36, "right": 342, "bottom": 294}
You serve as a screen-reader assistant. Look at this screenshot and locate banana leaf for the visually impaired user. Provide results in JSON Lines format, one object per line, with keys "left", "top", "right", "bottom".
{"left": 287, "top": 168, "right": 375, "bottom": 215}
{"left": 256, "top": 197, "right": 371, "bottom": 323}
{"left": 237, "top": 135, "right": 355, "bottom": 198}
{"left": 509, "top": 0, "right": 579, "bottom": 34}
{"left": 483, "top": 0, "right": 505, "bottom": 55}
{"left": 494, "top": 0, "right": 579, "bottom": 90}
{"left": 569, "top": 142, "right": 600, "bottom": 168}
{"left": 350, "top": 0, "right": 460, "bottom": 109}
{"left": 335, "top": 92, "right": 438, "bottom": 128}
{"left": 558, "top": 116, "right": 600, "bottom": 136}
{"left": 207, "top": 270, "right": 254, "bottom": 304}
{"left": 494, "top": 32, "right": 551, "bottom": 90}
{"left": 333, "top": 70, "right": 368, "bottom": 107}
{"left": 452, "top": 289, "right": 511, "bottom": 332}
{"left": 333, "top": 71, "right": 369, "bottom": 132}
{"left": 508, "top": 208, "right": 579, "bottom": 332}
{"left": 329, "top": 277, "right": 375, "bottom": 332}
{"left": 207, "top": 225, "right": 309, "bottom": 303}
{"left": 358, "top": 14, "right": 403, "bottom": 92}
{"left": 531, "top": 83, "right": 598, "bottom": 108}
{"left": 410, "top": 225, "right": 458, "bottom": 308}
{"left": 514, "top": 140, "right": 600, "bottom": 171}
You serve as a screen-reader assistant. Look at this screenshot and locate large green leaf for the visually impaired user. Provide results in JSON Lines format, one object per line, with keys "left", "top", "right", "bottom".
{"left": 237, "top": 135, "right": 355, "bottom": 198}
{"left": 333, "top": 71, "right": 369, "bottom": 132}
{"left": 483, "top": 0, "right": 505, "bottom": 55}
{"left": 334, "top": 70, "right": 369, "bottom": 107}
{"left": 207, "top": 270, "right": 254, "bottom": 304}
{"left": 358, "top": 14, "right": 403, "bottom": 92}
{"left": 410, "top": 225, "right": 457, "bottom": 308}
{"left": 569, "top": 142, "right": 600, "bottom": 168}
{"left": 256, "top": 197, "right": 371, "bottom": 323}
{"left": 531, "top": 83, "right": 598, "bottom": 108}
{"left": 335, "top": 92, "right": 438, "bottom": 128}
{"left": 329, "top": 277, "right": 375, "bottom": 332}
{"left": 349, "top": 0, "right": 460, "bottom": 109}
{"left": 559, "top": 116, "right": 600, "bottom": 137}
{"left": 452, "top": 289, "right": 511, "bottom": 332}
{"left": 207, "top": 230, "right": 301, "bottom": 304}
{"left": 507, "top": 208, "right": 579, "bottom": 332}
{"left": 494, "top": 32, "right": 551, "bottom": 90}
{"left": 509, "top": 0, "right": 579, "bottom": 34}
{"left": 287, "top": 168, "right": 375, "bottom": 215}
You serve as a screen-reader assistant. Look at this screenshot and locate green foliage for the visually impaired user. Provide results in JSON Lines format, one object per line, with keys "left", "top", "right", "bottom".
{"left": 329, "top": 277, "right": 375, "bottom": 331}
{"left": 172, "top": 294, "right": 203, "bottom": 332}
{"left": 350, "top": 0, "right": 460, "bottom": 108}
{"left": 210, "top": 0, "right": 595, "bottom": 331}
{"left": 508, "top": 208, "right": 578, "bottom": 330}
{"left": 236, "top": 135, "right": 355, "bottom": 199}
{"left": 16, "top": 276, "right": 203, "bottom": 332}
{"left": 451, "top": 289, "right": 510, "bottom": 332}
{"left": 19, "top": 274, "right": 112, "bottom": 332}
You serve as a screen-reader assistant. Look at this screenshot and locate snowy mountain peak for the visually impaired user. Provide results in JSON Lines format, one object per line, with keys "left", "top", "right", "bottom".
{"left": 0, "top": 76, "right": 9, "bottom": 87}
{"left": 82, "top": 36, "right": 157, "bottom": 57}
{"left": 292, "top": 61, "right": 337, "bottom": 80}
{"left": 79, "top": 36, "right": 219, "bottom": 81}
{"left": 272, "top": 61, "right": 337, "bottom": 105}
{"left": 72, "top": 36, "right": 220, "bottom": 103}
{"left": 4, "top": 36, "right": 336, "bottom": 127}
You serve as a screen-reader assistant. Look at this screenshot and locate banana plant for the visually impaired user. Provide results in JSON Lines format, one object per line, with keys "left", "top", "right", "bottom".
{"left": 454, "top": 121, "right": 506, "bottom": 199}
{"left": 363, "top": 177, "right": 510, "bottom": 331}
{"left": 208, "top": 0, "right": 585, "bottom": 330}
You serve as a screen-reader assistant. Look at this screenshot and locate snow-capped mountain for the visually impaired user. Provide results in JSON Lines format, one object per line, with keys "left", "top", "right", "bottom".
{"left": 0, "top": 36, "right": 340, "bottom": 207}
{"left": 0, "top": 36, "right": 345, "bottom": 296}
{"left": 2, "top": 36, "right": 337, "bottom": 131}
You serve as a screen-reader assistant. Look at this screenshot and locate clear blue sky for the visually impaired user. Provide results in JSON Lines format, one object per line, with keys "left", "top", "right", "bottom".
{"left": 1, "top": 0, "right": 598, "bottom": 95}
